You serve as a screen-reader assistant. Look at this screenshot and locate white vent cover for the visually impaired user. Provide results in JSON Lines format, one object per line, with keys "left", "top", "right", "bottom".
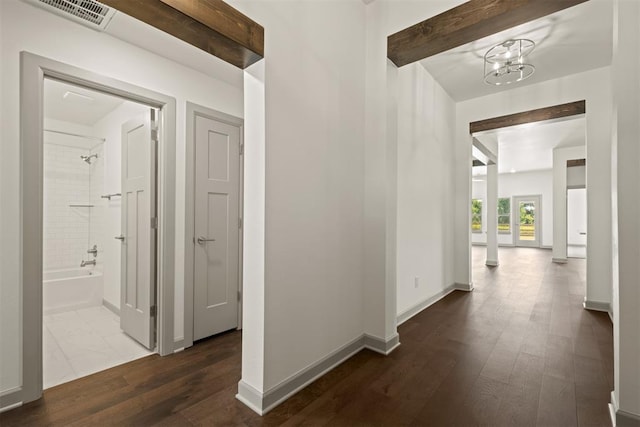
{"left": 24, "top": 0, "right": 116, "bottom": 31}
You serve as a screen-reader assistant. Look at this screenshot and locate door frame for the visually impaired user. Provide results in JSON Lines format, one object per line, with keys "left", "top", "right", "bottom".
{"left": 513, "top": 195, "right": 542, "bottom": 248}
{"left": 183, "top": 102, "right": 244, "bottom": 349}
{"left": 20, "top": 52, "right": 176, "bottom": 404}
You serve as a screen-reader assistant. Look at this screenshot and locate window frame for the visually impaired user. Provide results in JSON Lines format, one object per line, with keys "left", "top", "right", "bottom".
{"left": 498, "top": 197, "right": 511, "bottom": 234}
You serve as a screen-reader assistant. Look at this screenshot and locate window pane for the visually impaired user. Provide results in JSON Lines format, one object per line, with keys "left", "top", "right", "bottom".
{"left": 471, "top": 199, "right": 482, "bottom": 232}
{"left": 498, "top": 198, "right": 510, "bottom": 232}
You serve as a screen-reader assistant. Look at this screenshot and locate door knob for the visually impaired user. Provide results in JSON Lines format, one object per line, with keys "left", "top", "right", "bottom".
{"left": 197, "top": 236, "right": 216, "bottom": 245}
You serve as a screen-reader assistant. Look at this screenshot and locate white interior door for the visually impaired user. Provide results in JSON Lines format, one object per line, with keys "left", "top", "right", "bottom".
{"left": 120, "top": 111, "right": 157, "bottom": 349}
{"left": 513, "top": 195, "right": 541, "bottom": 248}
{"left": 567, "top": 188, "right": 587, "bottom": 258}
{"left": 193, "top": 115, "right": 240, "bottom": 341}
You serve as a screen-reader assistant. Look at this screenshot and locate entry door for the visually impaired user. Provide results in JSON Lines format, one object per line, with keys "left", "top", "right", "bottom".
{"left": 193, "top": 115, "right": 241, "bottom": 341}
{"left": 120, "top": 111, "right": 157, "bottom": 349}
{"left": 513, "top": 195, "right": 541, "bottom": 248}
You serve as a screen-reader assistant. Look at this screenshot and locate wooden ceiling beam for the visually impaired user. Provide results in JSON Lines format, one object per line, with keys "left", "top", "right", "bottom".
{"left": 387, "top": 0, "right": 590, "bottom": 67}
{"left": 567, "top": 159, "right": 586, "bottom": 167}
{"left": 469, "top": 100, "right": 586, "bottom": 134}
{"left": 101, "top": 0, "right": 264, "bottom": 69}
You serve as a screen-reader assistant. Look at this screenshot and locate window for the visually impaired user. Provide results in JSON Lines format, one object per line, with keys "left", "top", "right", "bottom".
{"left": 471, "top": 199, "right": 482, "bottom": 232}
{"left": 498, "top": 197, "right": 511, "bottom": 233}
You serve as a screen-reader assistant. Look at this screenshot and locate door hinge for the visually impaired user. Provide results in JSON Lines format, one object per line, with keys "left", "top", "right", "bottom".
{"left": 237, "top": 290, "right": 242, "bottom": 302}
{"left": 150, "top": 305, "right": 157, "bottom": 317}
{"left": 151, "top": 129, "right": 159, "bottom": 142}
{"left": 239, "top": 143, "right": 244, "bottom": 155}
{"left": 151, "top": 217, "right": 158, "bottom": 229}
{"left": 238, "top": 217, "right": 243, "bottom": 229}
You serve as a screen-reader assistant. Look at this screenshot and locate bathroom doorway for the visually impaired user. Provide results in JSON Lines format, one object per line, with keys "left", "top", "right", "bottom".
{"left": 21, "top": 52, "right": 177, "bottom": 403}
{"left": 42, "top": 79, "right": 156, "bottom": 388}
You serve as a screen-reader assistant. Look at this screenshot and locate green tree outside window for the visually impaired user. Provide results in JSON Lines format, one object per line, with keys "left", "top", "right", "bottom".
{"left": 498, "top": 198, "right": 510, "bottom": 233}
{"left": 471, "top": 199, "right": 482, "bottom": 232}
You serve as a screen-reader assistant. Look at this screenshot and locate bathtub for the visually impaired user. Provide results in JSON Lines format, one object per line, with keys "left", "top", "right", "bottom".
{"left": 43, "top": 268, "right": 103, "bottom": 315}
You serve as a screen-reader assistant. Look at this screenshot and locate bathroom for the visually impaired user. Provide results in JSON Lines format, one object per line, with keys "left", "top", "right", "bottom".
{"left": 42, "top": 78, "right": 153, "bottom": 388}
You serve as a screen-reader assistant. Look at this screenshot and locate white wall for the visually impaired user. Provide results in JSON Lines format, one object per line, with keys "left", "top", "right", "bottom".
{"left": 456, "top": 67, "right": 613, "bottom": 306}
{"left": 611, "top": 0, "right": 640, "bottom": 420}
{"left": 472, "top": 170, "right": 554, "bottom": 247}
{"left": 0, "top": 0, "right": 242, "bottom": 397}
{"left": 228, "top": 0, "right": 369, "bottom": 393}
{"left": 91, "top": 102, "right": 151, "bottom": 310}
{"left": 396, "top": 62, "right": 456, "bottom": 318}
{"left": 361, "top": 0, "right": 465, "bottom": 343}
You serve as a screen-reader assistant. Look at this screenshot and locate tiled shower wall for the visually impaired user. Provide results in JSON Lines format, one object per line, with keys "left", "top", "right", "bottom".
{"left": 43, "top": 142, "right": 104, "bottom": 271}
{"left": 89, "top": 143, "right": 105, "bottom": 272}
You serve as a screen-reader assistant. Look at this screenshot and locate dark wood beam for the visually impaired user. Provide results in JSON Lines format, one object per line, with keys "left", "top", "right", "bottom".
{"left": 567, "top": 159, "right": 586, "bottom": 167}
{"left": 470, "top": 100, "right": 586, "bottom": 134}
{"left": 387, "top": 0, "right": 590, "bottom": 67}
{"left": 101, "top": 0, "right": 263, "bottom": 69}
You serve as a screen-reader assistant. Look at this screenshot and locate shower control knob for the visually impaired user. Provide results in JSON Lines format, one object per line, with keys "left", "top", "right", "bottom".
{"left": 115, "top": 235, "right": 125, "bottom": 241}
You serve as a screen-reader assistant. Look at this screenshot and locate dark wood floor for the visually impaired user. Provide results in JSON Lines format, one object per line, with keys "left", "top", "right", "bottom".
{"left": 1, "top": 247, "right": 613, "bottom": 426}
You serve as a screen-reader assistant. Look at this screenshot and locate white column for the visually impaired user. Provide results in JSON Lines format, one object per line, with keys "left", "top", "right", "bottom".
{"left": 486, "top": 163, "right": 498, "bottom": 266}
{"left": 237, "top": 60, "right": 266, "bottom": 412}
{"left": 610, "top": 0, "right": 640, "bottom": 423}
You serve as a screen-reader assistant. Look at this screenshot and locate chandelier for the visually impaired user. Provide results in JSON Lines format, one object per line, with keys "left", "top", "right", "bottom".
{"left": 484, "top": 39, "right": 535, "bottom": 86}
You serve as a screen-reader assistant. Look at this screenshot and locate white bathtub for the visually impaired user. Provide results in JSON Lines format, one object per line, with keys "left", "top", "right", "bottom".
{"left": 43, "top": 268, "right": 103, "bottom": 315}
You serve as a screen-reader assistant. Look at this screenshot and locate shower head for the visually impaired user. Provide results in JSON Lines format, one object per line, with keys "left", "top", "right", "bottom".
{"left": 80, "top": 154, "right": 98, "bottom": 164}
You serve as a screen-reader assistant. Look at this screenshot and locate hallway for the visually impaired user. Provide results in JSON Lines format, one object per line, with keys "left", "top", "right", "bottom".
{"left": 0, "top": 248, "right": 613, "bottom": 426}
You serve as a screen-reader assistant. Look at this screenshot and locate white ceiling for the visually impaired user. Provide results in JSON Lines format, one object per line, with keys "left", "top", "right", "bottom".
{"left": 44, "top": 79, "right": 125, "bottom": 126}
{"left": 473, "top": 117, "right": 586, "bottom": 176}
{"left": 420, "top": 0, "right": 613, "bottom": 102}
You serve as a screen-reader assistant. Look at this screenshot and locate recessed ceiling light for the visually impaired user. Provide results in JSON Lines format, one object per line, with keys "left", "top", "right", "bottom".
{"left": 63, "top": 91, "right": 94, "bottom": 102}
{"left": 510, "top": 168, "right": 516, "bottom": 174}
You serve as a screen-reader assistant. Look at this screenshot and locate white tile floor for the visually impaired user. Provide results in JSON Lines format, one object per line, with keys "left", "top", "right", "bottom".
{"left": 43, "top": 306, "right": 153, "bottom": 389}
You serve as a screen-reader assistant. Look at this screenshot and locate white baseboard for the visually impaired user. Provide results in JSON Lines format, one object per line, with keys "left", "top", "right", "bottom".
{"left": 0, "top": 387, "right": 22, "bottom": 413}
{"left": 102, "top": 299, "right": 120, "bottom": 316}
{"left": 610, "top": 391, "right": 640, "bottom": 426}
{"left": 397, "top": 284, "right": 456, "bottom": 326}
{"left": 455, "top": 282, "right": 474, "bottom": 292}
{"left": 583, "top": 299, "right": 611, "bottom": 313}
{"left": 173, "top": 339, "right": 185, "bottom": 352}
{"left": 552, "top": 257, "right": 568, "bottom": 264}
{"left": 540, "top": 245, "right": 553, "bottom": 250}
{"left": 236, "top": 333, "right": 400, "bottom": 416}
{"left": 363, "top": 333, "right": 400, "bottom": 355}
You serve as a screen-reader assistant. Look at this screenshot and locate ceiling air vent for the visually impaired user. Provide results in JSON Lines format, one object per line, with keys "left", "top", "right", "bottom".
{"left": 24, "top": 0, "right": 116, "bottom": 31}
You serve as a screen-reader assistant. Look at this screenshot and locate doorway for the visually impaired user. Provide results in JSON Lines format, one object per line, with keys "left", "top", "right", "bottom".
{"left": 184, "top": 103, "right": 244, "bottom": 348}
{"left": 513, "top": 195, "right": 542, "bottom": 248}
{"left": 42, "top": 79, "right": 157, "bottom": 388}
{"left": 20, "top": 52, "right": 176, "bottom": 403}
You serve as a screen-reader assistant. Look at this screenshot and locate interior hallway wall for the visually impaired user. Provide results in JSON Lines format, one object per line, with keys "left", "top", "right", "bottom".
{"left": 229, "top": 0, "right": 369, "bottom": 394}
{"left": 0, "top": 0, "right": 242, "bottom": 397}
{"left": 396, "top": 62, "right": 456, "bottom": 319}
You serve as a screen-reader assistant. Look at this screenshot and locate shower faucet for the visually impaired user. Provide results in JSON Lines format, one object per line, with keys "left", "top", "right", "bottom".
{"left": 87, "top": 244, "right": 98, "bottom": 257}
{"left": 80, "top": 259, "right": 96, "bottom": 267}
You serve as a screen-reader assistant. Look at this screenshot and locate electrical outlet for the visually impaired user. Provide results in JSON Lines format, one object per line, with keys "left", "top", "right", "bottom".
{"left": 414, "top": 276, "right": 419, "bottom": 288}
